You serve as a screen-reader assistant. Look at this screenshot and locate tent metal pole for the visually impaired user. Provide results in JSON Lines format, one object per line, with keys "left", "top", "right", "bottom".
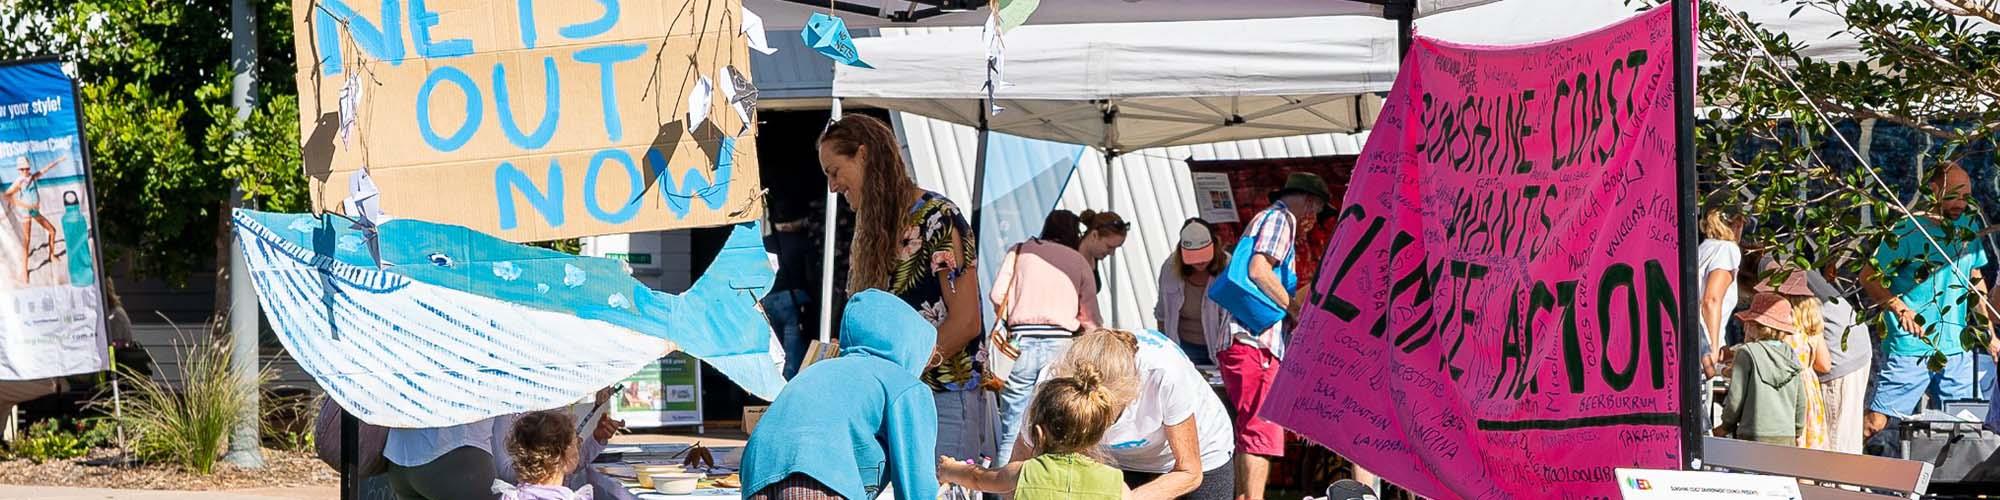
{"left": 820, "top": 98, "right": 844, "bottom": 346}
{"left": 1386, "top": 0, "right": 1414, "bottom": 59}
{"left": 1104, "top": 147, "right": 1119, "bottom": 328}
{"left": 1671, "top": 0, "right": 1704, "bottom": 470}
{"left": 971, "top": 100, "right": 991, "bottom": 234}
{"left": 1101, "top": 106, "right": 1120, "bottom": 328}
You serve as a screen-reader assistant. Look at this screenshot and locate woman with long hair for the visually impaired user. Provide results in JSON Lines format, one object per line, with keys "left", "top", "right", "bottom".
{"left": 1155, "top": 219, "right": 1237, "bottom": 366}
{"left": 989, "top": 209, "right": 1101, "bottom": 465}
{"left": 1698, "top": 206, "right": 1747, "bottom": 377}
{"left": 818, "top": 113, "right": 992, "bottom": 460}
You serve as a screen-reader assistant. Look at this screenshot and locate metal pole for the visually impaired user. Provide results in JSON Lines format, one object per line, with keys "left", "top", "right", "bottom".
{"left": 819, "top": 98, "right": 844, "bottom": 345}
{"left": 1103, "top": 149, "right": 1119, "bottom": 328}
{"left": 970, "top": 99, "right": 990, "bottom": 234}
{"left": 222, "top": 0, "right": 265, "bottom": 470}
{"left": 1389, "top": 1, "right": 1414, "bottom": 59}
{"left": 1671, "top": 0, "right": 1704, "bottom": 470}
{"left": 1101, "top": 108, "right": 1119, "bottom": 328}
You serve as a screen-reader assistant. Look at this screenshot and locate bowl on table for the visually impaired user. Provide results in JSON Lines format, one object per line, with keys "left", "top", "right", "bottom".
{"left": 633, "top": 465, "right": 680, "bottom": 488}
{"left": 651, "top": 472, "right": 705, "bottom": 495}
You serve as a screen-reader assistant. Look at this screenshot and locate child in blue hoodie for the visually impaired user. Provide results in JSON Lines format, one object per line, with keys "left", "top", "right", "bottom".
{"left": 742, "top": 290, "right": 939, "bottom": 500}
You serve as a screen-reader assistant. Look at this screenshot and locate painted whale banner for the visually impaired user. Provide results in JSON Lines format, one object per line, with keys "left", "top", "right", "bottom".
{"left": 1261, "top": 6, "right": 1687, "bottom": 500}
{"left": 233, "top": 209, "right": 784, "bottom": 428}
{"left": 292, "top": 0, "right": 762, "bottom": 241}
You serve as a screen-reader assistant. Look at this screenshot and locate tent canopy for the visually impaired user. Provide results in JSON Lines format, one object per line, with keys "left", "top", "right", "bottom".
{"left": 747, "top": 0, "right": 1498, "bottom": 30}
{"left": 833, "top": 15, "right": 1399, "bottom": 151}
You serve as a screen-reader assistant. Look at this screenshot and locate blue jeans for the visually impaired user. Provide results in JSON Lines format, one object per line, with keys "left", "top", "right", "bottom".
{"left": 935, "top": 388, "right": 996, "bottom": 461}
{"left": 994, "top": 335, "right": 1073, "bottom": 464}
{"left": 1180, "top": 340, "right": 1213, "bottom": 366}
{"left": 762, "top": 289, "right": 809, "bottom": 379}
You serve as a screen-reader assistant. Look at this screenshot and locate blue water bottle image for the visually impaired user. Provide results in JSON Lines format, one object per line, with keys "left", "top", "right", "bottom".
{"left": 61, "top": 190, "right": 94, "bottom": 286}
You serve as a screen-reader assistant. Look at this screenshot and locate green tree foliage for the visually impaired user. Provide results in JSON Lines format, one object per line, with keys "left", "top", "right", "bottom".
{"left": 1644, "top": 0, "right": 2000, "bottom": 355}
{"left": 0, "top": 0, "right": 306, "bottom": 285}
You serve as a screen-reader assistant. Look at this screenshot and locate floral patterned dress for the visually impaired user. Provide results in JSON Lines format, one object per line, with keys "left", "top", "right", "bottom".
{"left": 887, "top": 191, "right": 981, "bottom": 392}
{"left": 1784, "top": 332, "right": 1830, "bottom": 450}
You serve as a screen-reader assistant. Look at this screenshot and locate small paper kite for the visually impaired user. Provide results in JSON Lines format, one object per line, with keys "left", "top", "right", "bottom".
{"left": 342, "top": 169, "right": 388, "bottom": 269}
{"left": 982, "top": 14, "right": 1007, "bottom": 115}
{"left": 718, "top": 65, "right": 758, "bottom": 136}
{"left": 803, "top": 13, "right": 871, "bottom": 69}
{"left": 688, "top": 75, "right": 714, "bottom": 134}
{"left": 742, "top": 7, "right": 778, "bottom": 55}
{"left": 338, "top": 74, "right": 363, "bottom": 147}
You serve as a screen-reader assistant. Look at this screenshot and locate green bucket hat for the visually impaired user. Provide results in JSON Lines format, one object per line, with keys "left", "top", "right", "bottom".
{"left": 1269, "top": 172, "right": 1333, "bottom": 204}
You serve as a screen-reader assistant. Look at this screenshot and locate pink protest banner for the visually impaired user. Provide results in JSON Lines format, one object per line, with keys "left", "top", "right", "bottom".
{"left": 1263, "top": 6, "right": 1688, "bottom": 500}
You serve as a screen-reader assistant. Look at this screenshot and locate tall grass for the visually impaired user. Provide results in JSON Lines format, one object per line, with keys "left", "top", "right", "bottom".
{"left": 96, "top": 324, "right": 271, "bottom": 474}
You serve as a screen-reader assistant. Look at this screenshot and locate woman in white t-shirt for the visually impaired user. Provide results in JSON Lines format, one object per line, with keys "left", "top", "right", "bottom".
{"left": 1014, "top": 328, "right": 1235, "bottom": 500}
{"left": 1698, "top": 207, "right": 1746, "bottom": 377}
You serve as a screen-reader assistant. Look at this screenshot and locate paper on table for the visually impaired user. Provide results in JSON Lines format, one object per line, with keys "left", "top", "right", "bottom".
{"left": 803, "top": 13, "right": 870, "bottom": 69}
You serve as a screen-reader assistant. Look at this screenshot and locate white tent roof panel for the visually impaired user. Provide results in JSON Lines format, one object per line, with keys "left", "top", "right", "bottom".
{"left": 747, "top": 0, "right": 1499, "bottom": 30}
{"left": 836, "top": 15, "right": 1400, "bottom": 150}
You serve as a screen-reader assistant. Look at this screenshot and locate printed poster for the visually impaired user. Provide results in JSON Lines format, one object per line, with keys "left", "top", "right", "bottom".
{"left": 0, "top": 59, "right": 107, "bottom": 380}
{"left": 614, "top": 352, "right": 703, "bottom": 428}
{"left": 1262, "top": 6, "right": 1689, "bottom": 500}
{"left": 292, "top": 0, "right": 763, "bottom": 242}
{"left": 1191, "top": 172, "right": 1239, "bottom": 224}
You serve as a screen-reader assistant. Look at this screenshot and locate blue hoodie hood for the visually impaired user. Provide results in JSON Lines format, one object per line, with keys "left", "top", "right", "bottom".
{"left": 839, "top": 290, "right": 936, "bottom": 376}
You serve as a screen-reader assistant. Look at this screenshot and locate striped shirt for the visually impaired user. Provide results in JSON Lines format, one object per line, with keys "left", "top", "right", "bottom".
{"left": 1232, "top": 200, "right": 1296, "bottom": 357}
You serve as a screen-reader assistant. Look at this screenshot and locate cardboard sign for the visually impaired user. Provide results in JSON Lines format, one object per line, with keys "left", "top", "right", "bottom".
{"left": 1615, "top": 469, "right": 1802, "bottom": 499}
{"left": 1261, "top": 6, "right": 1688, "bottom": 500}
{"left": 292, "top": 0, "right": 762, "bottom": 241}
{"left": 0, "top": 59, "right": 107, "bottom": 380}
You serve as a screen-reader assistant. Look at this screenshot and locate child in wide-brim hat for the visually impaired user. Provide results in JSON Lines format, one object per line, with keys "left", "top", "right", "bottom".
{"left": 1718, "top": 293, "right": 1811, "bottom": 445}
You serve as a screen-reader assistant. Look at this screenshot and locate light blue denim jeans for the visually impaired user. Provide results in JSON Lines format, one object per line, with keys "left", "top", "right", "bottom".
{"left": 935, "top": 388, "right": 997, "bottom": 462}
{"left": 993, "top": 335, "right": 1074, "bottom": 464}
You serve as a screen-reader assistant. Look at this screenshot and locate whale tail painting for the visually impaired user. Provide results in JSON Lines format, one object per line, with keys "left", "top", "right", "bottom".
{"left": 233, "top": 209, "right": 785, "bottom": 428}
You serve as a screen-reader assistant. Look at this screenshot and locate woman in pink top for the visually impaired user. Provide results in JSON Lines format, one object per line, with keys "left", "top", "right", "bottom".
{"left": 990, "top": 210, "right": 1103, "bottom": 464}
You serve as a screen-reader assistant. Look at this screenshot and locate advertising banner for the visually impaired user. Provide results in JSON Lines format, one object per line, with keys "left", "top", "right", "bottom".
{"left": 292, "top": 0, "right": 763, "bottom": 241}
{"left": 1262, "top": 6, "right": 1688, "bottom": 499}
{"left": 0, "top": 59, "right": 107, "bottom": 380}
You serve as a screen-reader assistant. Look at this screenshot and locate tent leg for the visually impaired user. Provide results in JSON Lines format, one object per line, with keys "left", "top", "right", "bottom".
{"left": 971, "top": 100, "right": 991, "bottom": 234}
{"left": 820, "top": 98, "right": 844, "bottom": 346}
{"left": 1386, "top": 0, "right": 1414, "bottom": 59}
{"left": 1104, "top": 148, "right": 1119, "bottom": 328}
{"left": 1671, "top": 0, "right": 1704, "bottom": 470}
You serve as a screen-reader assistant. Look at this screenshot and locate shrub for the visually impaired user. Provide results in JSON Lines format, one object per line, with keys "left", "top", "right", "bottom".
{"left": 96, "top": 330, "right": 271, "bottom": 474}
{"left": 261, "top": 392, "right": 319, "bottom": 452}
{"left": 3, "top": 419, "right": 100, "bottom": 463}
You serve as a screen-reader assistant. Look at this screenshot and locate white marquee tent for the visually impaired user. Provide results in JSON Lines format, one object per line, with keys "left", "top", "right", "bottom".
{"left": 827, "top": 0, "right": 1927, "bottom": 329}
{"left": 745, "top": 0, "right": 1499, "bottom": 30}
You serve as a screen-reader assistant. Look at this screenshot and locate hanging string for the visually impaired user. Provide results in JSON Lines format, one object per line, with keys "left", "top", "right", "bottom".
{"left": 1713, "top": 4, "right": 2000, "bottom": 323}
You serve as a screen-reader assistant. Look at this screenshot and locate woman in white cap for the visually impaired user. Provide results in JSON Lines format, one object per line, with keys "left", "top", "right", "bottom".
{"left": 1155, "top": 219, "right": 1242, "bottom": 365}
{"left": 989, "top": 209, "right": 1104, "bottom": 464}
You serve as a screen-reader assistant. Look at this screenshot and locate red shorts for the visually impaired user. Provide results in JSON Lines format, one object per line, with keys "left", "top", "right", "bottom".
{"left": 1217, "top": 342, "right": 1285, "bottom": 458}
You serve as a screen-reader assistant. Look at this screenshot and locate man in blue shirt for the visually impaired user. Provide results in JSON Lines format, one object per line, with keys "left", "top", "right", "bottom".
{"left": 1861, "top": 163, "right": 2000, "bottom": 436}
